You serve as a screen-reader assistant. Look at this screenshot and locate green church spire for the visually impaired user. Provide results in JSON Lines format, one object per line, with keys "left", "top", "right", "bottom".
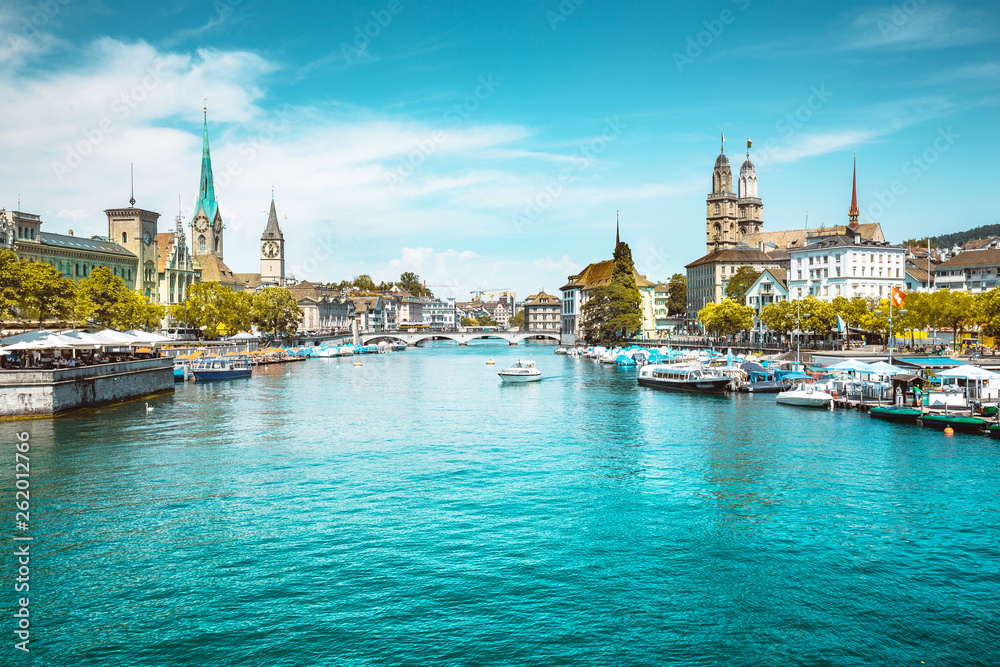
{"left": 191, "top": 103, "right": 219, "bottom": 227}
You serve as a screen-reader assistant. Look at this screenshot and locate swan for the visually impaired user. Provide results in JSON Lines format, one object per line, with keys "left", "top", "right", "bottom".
{"left": 145, "top": 403, "right": 154, "bottom": 414}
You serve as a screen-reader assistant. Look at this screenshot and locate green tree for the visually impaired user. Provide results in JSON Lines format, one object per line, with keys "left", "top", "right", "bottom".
{"left": 800, "top": 295, "right": 837, "bottom": 336}
{"left": 225, "top": 291, "right": 254, "bottom": 334}
{"left": 974, "top": 289, "right": 1000, "bottom": 339}
{"left": 666, "top": 273, "right": 687, "bottom": 316}
{"left": 724, "top": 266, "right": 759, "bottom": 303}
{"left": 509, "top": 310, "right": 525, "bottom": 328}
{"left": 252, "top": 286, "right": 304, "bottom": 337}
{"left": 581, "top": 239, "right": 643, "bottom": 344}
{"left": 396, "top": 271, "right": 433, "bottom": 297}
{"left": 353, "top": 274, "right": 377, "bottom": 292}
{"left": 75, "top": 266, "right": 132, "bottom": 328}
{"left": 698, "top": 298, "right": 754, "bottom": 336}
{"left": 174, "top": 281, "right": 234, "bottom": 339}
{"left": 115, "top": 291, "right": 166, "bottom": 331}
{"left": 933, "top": 289, "right": 974, "bottom": 347}
{"left": 0, "top": 249, "right": 23, "bottom": 319}
{"left": 460, "top": 316, "right": 479, "bottom": 327}
{"left": 19, "top": 261, "right": 76, "bottom": 327}
{"left": 760, "top": 299, "right": 795, "bottom": 335}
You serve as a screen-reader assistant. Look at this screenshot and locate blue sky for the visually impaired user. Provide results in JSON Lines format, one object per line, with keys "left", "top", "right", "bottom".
{"left": 2, "top": 0, "right": 998, "bottom": 299}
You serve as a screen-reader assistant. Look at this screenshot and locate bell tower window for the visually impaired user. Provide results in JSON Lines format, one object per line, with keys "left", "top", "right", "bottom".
{"left": 122, "top": 231, "right": 128, "bottom": 244}
{"left": 714, "top": 204, "right": 720, "bottom": 215}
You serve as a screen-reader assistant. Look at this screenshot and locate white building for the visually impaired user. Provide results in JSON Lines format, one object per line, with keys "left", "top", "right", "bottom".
{"left": 786, "top": 230, "right": 906, "bottom": 301}
{"left": 423, "top": 298, "right": 456, "bottom": 330}
{"left": 932, "top": 244, "right": 1000, "bottom": 293}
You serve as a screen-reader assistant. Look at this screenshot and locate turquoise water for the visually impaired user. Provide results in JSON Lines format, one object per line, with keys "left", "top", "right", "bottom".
{"left": 3, "top": 342, "right": 1000, "bottom": 666}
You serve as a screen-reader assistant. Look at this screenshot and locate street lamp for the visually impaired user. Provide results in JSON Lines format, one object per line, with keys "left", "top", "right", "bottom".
{"left": 888, "top": 308, "right": 908, "bottom": 366}
{"left": 795, "top": 300, "right": 812, "bottom": 371}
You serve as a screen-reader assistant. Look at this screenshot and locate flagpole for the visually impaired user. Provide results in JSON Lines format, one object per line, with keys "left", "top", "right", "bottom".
{"left": 889, "top": 289, "right": 893, "bottom": 366}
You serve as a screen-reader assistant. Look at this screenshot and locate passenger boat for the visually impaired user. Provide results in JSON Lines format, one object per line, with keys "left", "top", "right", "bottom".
{"left": 498, "top": 360, "right": 542, "bottom": 383}
{"left": 919, "top": 413, "right": 986, "bottom": 433}
{"left": 191, "top": 356, "right": 252, "bottom": 381}
{"left": 738, "top": 380, "right": 789, "bottom": 393}
{"left": 869, "top": 406, "right": 923, "bottom": 424}
{"left": 636, "top": 364, "right": 732, "bottom": 393}
{"left": 775, "top": 384, "right": 833, "bottom": 407}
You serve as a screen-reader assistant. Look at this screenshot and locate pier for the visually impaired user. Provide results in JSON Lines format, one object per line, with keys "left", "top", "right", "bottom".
{"left": 0, "top": 358, "right": 174, "bottom": 418}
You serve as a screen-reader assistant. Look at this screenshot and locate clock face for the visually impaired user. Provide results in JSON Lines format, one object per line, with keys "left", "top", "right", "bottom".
{"left": 143, "top": 232, "right": 151, "bottom": 246}
{"left": 213, "top": 218, "right": 223, "bottom": 233}
{"left": 194, "top": 217, "right": 209, "bottom": 232}
{"left": 263, "top": 241, "right": 279, "bottom": 258}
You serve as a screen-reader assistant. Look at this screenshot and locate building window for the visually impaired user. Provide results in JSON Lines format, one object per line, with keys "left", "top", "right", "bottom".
{"left": 714, "top": 204, "right": 720, "bottom": 215}
{"left": 122, "top": 231, "right": 128, "bottom": 244}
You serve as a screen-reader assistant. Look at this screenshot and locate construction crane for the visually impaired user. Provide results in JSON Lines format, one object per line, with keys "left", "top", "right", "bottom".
{"left": 470, "top": 287, "right": 513, "bottom": 302}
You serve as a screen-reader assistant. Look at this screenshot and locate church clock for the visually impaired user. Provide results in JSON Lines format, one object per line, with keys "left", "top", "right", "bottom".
{"left": 262, "top": 241, "right": 279, "bottom": 258}
{"left": 194, "top": 217, "right": 209, "bottom": 233}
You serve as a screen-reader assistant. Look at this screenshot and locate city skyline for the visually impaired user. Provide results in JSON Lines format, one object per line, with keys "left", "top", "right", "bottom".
{"left": 1, "top": 0, "right": 997, "bottom": 299}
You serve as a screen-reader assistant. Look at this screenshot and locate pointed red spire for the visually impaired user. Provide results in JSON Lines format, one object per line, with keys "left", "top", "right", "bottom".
{"left": 848, "top": 153, "right": 859, "bottom": 229}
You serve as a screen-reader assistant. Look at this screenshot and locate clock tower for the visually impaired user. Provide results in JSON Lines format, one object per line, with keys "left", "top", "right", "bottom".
{"left": 190, "top": 106, "right": 225, "bottom": 260}
{"left": 260, "top": 195, "right": 285, "bottom": 287}
{"left": 106, "top": 195, "right": 160, "bottom": 302}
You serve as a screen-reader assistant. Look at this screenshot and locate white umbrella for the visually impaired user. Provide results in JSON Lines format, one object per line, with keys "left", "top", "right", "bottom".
{"left": 868, "top": 361, "right": 903, "bottom": 376}
{"left": 937, "top": 365, "right": 1000, "bottom": 381}
{"left": 123, "top": 330, "right": 172, "bottom": 344}
{"left": 94, "top": 329, "right": 144, "bottom": 346}
{"left": 230, "top": 332, "right": 259, "bottom": 341}
{"left": 826, "top": 359, "right": 879, "bottom": 374}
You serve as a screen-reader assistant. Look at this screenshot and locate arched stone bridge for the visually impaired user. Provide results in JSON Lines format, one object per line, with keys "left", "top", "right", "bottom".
{"left": 361, "top": 331, "right": 561, "bottom": 346}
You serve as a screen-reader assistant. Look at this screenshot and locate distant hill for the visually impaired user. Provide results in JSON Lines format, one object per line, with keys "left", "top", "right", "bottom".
{"left": 930, "top": 224, "right": 1000, "bottom": 249}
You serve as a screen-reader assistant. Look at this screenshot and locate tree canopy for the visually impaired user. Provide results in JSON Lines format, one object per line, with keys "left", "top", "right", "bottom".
{"left": 252, "top": 286, "right": 304, "bottom": 337}
{"left": 666, "top": 273, "right": 686, "bottom": 316}
{"left": 581, "top": 239, "right": 643, "bottom": 344}
{"left": 724, "top": 266, "right": 759, "bottom": 303}
{"left": 698, "top": 298, "right": 754, "bottom": 336}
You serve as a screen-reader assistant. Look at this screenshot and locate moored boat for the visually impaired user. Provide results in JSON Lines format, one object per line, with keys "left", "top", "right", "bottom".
{"left": 987, "top": 424, "right": 1000, "bottom": 438}
{"left": 737, "top": 380, "right": 789, "bottom": 393}
{"left": 173, "top": 358, "right": 192, "bottom": 382}
{"left": 775, "top": 384, "right": 833, "bottom": 407}
{"left": 637, "top": 364, "right": 731, "bottom": 393}
{"left": 192, "top": 356, "right": 252, "bottom": 381}
{"left": 919, "top": 413, "right": 986, "bottom": 433}
{"left": 869, "top": 406, "right": 923, "bottom": 424}
{"left": 499, "top": 360, "right": 542, "bottom": 383}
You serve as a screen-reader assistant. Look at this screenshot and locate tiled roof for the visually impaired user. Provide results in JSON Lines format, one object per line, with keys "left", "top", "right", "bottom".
{"left": 233, "top": 272, "right": 262, "bottom": 289}
{"left": 524, "top": 291, "right": 560, "bottom": 306}
{"left": 686, "top": 246, "right": 778, "bottom": 269}
{"left": 562, "top": 259, "right": 655, "bottom": 290}
{"left": 755, "top": 267, "right": 788, "bottom": 290}
{"left": 743, "top": 223, "right": 884, "bottom": 250}
{"left": 349, "top": 296, "right": 383, "bottom": 313}
{"left": 37, "top": 232, "right": 136, "bottom": 258}
{"left": 934, "top": 248, "right": 1000, "bottom": 270}
{"left": 963, "top": 237, "right": 1000, "bottom": 250}
{"left": 906, "top": 266, "right": 931, "bottom": 283}
{"left": 195, "top": 253, "right": 240, "bottom": 286}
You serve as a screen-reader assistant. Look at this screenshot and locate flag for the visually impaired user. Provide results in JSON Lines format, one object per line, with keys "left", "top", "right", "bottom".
{"left": 892, "top": 287, "right": 906, "bottom": 308}
{"left": 837, "top": 314, "right": 847, "bottom": 334}
{"left": 747, "top": 138, "right": 752, "bottom": 149}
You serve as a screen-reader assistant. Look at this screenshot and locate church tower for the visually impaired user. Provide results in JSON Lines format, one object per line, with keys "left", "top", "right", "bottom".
{"left": 106, "top": 182, "right": 160, "bottom": 301}
{"left": 737, "top": 139, "right": 763, "bottom": 239}
{"left": 260, "top": 195, "right": 285, "bottom": 287}
{"left": 848, "top": 154, "right": 860, "bottom": 229}
{"left": 706, "top": 132, "right": 739, "bottom": 253}
{"left": 190, "top": 105, "right": 224, "bottom": 260}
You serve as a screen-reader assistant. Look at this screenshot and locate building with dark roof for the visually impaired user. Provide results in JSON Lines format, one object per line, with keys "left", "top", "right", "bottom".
{"left": 685, "top": 245, "right": 783, "bottom": 316}
{"left": 522, "top": 291, "right": 561, "bottom": 332}
{"left": 1, "top": 208, "right": 139, "bottom": 288}
{"left": 933, "top": 242, "right": 1000, "bottom": 293}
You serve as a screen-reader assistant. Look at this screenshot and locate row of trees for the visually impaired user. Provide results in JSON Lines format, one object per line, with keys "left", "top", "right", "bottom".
{"left": 168, "top": 283, "right": 304, "bottom": 338}
{"left": 0, "top": 249, "right": 303, "bottom": 337}
{"left": 698, "top": 289, "right": 996, "bottom": 347}
{"left": 0, "top": 250, "right": 165, "bottom": 330}
{"left": 329, "top": 271, "right": 435, "bottom": 298}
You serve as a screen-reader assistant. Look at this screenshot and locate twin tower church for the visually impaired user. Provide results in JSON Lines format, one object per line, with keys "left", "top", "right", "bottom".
{"left": 104, "top": 108, "right": 286, "bottom": 304}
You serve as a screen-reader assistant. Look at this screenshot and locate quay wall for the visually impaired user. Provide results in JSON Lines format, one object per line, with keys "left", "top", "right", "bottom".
{"left": 0, "top": 358, "right": 174, "bottom": 418}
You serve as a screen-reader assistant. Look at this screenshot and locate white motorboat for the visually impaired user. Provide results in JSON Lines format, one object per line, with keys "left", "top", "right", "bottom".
{"left": 499, "top": 360, "right": 542, "bottom": 383}
{"left": 775, "top": 383, "right": 834, "bottom": 407}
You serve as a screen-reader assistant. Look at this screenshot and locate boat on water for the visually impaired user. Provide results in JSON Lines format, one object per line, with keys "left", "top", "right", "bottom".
{"left": 869, "top": 405, "right": 923, "bottom": 424}
{"left": 173, "top": 358, "right": 192, "bottom": 382}
{"left": 920, "top": 413, "right": 986, "bottom": 433}
{"left": 738, "top": 380, "right": 789, "bottom": 393}
{"left": 775, "top": 384, "right": 833, "bottom": 408}
{"left": 391, "top": 342, "right": 406, "bottom": 352}
{"left": 499, "top": 360, "right": 542, "bottom": 383}
{"left": 987, "top": 423, "right": 1000, "bottom": 438}
{"left": 637, "top": 364, "right": 732, "bottom": 394}
{"left": 191, "top": 356, "right": 252, "bottom": 381}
